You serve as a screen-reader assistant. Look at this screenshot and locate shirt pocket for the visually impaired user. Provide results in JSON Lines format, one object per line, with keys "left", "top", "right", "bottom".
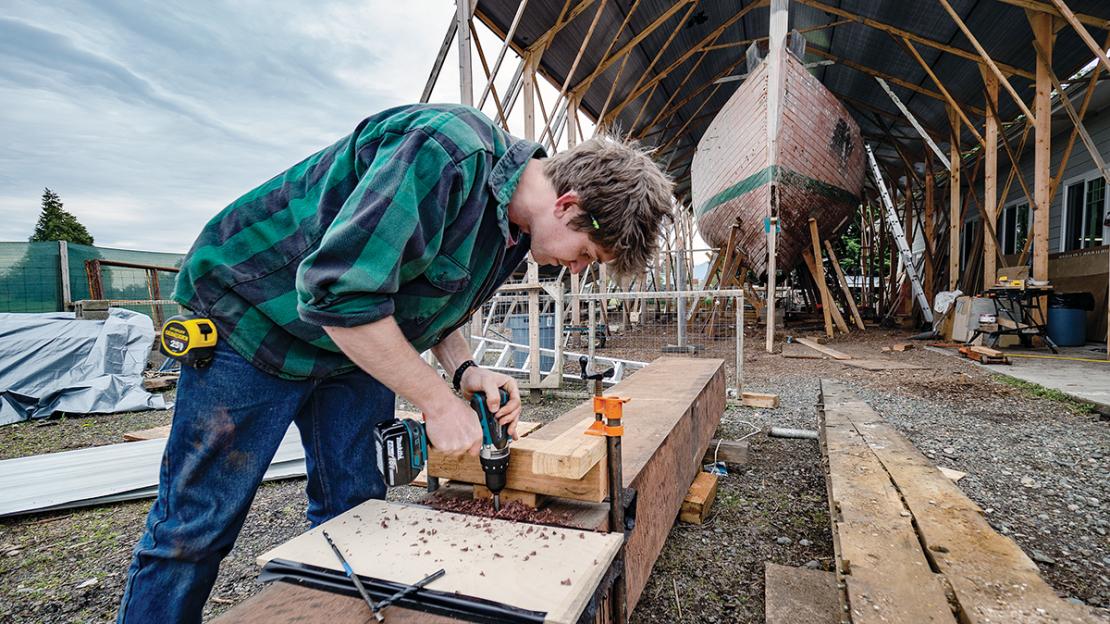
{"left": 424, "top": 254, "right": 471, "bottom": 293}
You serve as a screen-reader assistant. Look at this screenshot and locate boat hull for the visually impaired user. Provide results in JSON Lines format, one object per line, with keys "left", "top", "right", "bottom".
{"left": 691, "top": 51, "right": 865, "bottom": 276}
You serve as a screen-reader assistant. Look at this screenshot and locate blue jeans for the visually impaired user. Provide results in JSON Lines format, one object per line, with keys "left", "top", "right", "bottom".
{"left": 117, "top": 341, "right": 394, "bottom": 623}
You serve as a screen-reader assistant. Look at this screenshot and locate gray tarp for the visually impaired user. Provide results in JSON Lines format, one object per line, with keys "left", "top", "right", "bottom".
{"left": 0, "top": 309, "right": 169, "bottom": 425}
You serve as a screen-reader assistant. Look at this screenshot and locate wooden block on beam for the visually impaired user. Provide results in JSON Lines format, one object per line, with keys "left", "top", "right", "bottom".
{"left": 529, "top": 415, "right": 606, "bottom": 480}
{"left": 741, "top": 391, "right": 779, "bottom": 408}
{"left": 764, "top": 563, "right": 839, "bottom": 624}
{"left": 472, "top": 484, "right": 546, "bottom": 509}
{"left": 413, "top": 421, "right": 541, "bottom": 489}
{"left": 679, "top": 471, "right": 718, "bottom": 524}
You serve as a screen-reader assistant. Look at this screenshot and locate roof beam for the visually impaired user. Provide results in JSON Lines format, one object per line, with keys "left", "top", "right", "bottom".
{"left": 530, "top": 0, "right": 596, "bottom": 52}
{"left": 875, "top": 76, "right": 951, "bottom": 169}
{"left": 584, "top": 0, "right": 642, "bottom": 131}
{"left": 897, "top": 37, "right": 986, "bottom": 146}
{"left": 570, "top": 0, "right": 696, "bottom": 97}
{"left": 936, "top": 0, "right": 1036, "bottom": 122}
{"left": 1047, "top": 0, "right": 1110, "bottom": 76}
{"left": 796, "top": 0, "right": 1035, "bottom": 80}
{"left": 701, "top": 19, "right": 851, "bottom": 52}
{"left": 603, "top": 0, "right": 770, "bottom": 124}
{"left": 993, "top": 0, "right": 1110, "bottom": 30}
{"left": 807, "top": 47, "right": 986, "bottom": 117}
{"left": 635, "top": 55, "right": 748, "bottom": 139}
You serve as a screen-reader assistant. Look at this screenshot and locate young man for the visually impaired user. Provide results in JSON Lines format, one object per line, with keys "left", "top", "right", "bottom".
{"left": 117, "top": 103, "right": 672, "bottom": 623}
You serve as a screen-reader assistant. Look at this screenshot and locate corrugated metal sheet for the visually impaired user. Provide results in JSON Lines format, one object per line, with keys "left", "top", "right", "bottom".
{"left": 476, "top": 0, "right": 1110, "bottom": 199}
{"left": 0, "top": 426, "right": 305, "bottom": 517}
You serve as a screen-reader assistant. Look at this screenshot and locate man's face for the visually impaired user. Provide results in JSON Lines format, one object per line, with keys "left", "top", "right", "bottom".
{"left": 528, "top": 191, "right": 614, "bottom": 274}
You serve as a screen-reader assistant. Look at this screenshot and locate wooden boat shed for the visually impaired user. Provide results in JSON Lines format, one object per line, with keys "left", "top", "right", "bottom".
{"left": 428, "top": 0, "right": 1110, "bottom": 352}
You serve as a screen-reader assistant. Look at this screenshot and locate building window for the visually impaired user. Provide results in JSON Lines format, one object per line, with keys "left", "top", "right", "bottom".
{"left": 1000, "top": 202, "right": 1029, "bottom": 256}
{"left": 1063, "top": 175, "right": 1106, "bottom": 251}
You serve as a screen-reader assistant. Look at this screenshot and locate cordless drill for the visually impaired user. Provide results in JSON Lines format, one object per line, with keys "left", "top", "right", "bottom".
{"left": 374, "top": 389, "right": 512, "bottom": 510}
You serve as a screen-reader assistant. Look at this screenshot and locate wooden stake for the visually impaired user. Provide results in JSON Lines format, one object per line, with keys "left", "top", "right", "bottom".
{"left": 808, "top": 219, "right": 834, "bottom": 336}
{"left": 824, "top": 239, "right": 866, "bottom": 330}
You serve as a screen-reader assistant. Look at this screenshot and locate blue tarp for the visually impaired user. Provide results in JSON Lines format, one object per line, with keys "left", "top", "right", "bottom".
{"left": 0, "top": 308, "right": 169, "bottom": 425}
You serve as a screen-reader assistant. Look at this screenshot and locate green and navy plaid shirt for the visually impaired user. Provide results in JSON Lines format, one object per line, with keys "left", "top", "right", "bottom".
{"left": 173, "top": 104, "right": 542, "bottom": 379}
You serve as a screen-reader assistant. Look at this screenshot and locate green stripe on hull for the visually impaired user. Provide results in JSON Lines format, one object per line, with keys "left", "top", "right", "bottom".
{"left": 696, "top": 165, "right": 859, "bottom": 219}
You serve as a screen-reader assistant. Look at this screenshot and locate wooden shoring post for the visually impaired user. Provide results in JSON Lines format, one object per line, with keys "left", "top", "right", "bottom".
{"left": 477, "top": 0, "right": 529, "bottom": 109}
{"left": 58, "top": 240, "right": 71, "bottom": 310}
{"left": 802, "top": 247, "right": 850, "bottom": 335}
{"left": 603, "top": 0, "right": 770, "bottom": 125}
{"left": 797, "top": 0, "right": 1034, "bottom": 79}
{"left": 1047, "top": 0, "right": 1110, "bottom": 76}
{"left": 981, "top": 67, "right": 1000, "bottom": 287}
{"left": 456, "top": 0, "right": 474, "bottom": 106}
{"left": 1030, "top": 10, "right": 1053, "bottom": 314}
{"left": 808, "top": 218, "right": 835, "bottom": 336}
{"left": 765, "top": 216, "right": 778, "bottom": 353}
{"left": 824, "top": 239, "right": 866, "bottom": 330}
{"left": 807, "top": 47, "right": 986, "bottom": 117}
{"left": 923, "top": 153, "right": 936, "bottom": 304}
{"left": 948, "top": 106, "right": 962, "bottom": 289}
{"left": 875, "top": 77, "right": 951, "bottom": 169}
{"left": 900, "top": 38, "right": 986, "bottom": 147}
{"left": 470, "top": 21, "right": 509, "bottom": 129}
{"left": 936, "top": 0, "right": 1036, "bottom": 122}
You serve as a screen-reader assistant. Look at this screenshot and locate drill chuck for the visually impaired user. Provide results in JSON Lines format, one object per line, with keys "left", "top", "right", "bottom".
{"left": 479, "top": 446, "right": 509, "bottom": 494}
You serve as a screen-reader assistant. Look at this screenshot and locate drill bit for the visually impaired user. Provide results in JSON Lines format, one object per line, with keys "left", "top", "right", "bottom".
{"left": 322, "top": 530, "right": 384, "bottom": 622}
{"left": 493, "top": 493, "right": 501, "bottom": 512}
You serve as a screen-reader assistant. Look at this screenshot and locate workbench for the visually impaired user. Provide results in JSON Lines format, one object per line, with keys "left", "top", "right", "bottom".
{"left": 967, "top": 285, "right": 1059, "bottom": 353}
{"left": 213, "top": 357, "right": 726, "bottom": 624}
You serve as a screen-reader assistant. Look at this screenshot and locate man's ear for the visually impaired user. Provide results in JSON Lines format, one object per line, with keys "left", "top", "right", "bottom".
{"left": 553, "top": 190, "right": 579, "bottom": 218}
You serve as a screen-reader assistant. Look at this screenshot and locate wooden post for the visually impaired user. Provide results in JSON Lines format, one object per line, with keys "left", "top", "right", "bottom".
{"left": 523, "top": 51, "right": 536, "bottom": 141}
{"left": 527, "top": 260, "right": 541, "bottom": 390}
{"left": 948, "top": 105, "right": 961, "bottom": 290}
{"left": 1030, "top": 11, "right": 1053, "bottom": 312}
{"left": 809, "top": 218, "right": 835, "bottom": 336}
{"left": 824, "top": 239, "right": 866, "bottom": 330}
{"left": 924, "top": 155, "right": 936, "bottom": 303}
{"left": 57, "top": 240, "right": 71, "bottom": 311}
{"left": 456, "top": 0, "right": 473, "bottom": 107}
{"left": 981, "top": 67, "right": 999, "bottom": 288}
{"left": 765, "top": 216, "right": 777, "bottom": 353}
{"left": 765, "top": 0, "right": 788, "bottom": 354}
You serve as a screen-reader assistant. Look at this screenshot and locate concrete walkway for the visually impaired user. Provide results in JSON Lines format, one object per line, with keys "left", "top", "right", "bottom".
{"left": 927, "top": 344, "right": 1110, "bottom": 413}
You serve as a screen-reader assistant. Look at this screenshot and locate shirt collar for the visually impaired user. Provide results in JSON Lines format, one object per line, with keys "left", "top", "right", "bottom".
{"left": 488, "top": 138, "right": 546, "bottom": 242}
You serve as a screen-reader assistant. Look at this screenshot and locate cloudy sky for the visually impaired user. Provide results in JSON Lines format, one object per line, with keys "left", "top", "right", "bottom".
{"left": 1, "top": 1, "right": 522, "bottom": 252}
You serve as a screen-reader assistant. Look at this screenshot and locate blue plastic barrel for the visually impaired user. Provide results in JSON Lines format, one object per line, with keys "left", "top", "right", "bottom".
{"left": 506, "top": 314, "right": 555, "bottom": 371}
{"left": 1046, "top": 306, "right": 1086, "bottom": 347}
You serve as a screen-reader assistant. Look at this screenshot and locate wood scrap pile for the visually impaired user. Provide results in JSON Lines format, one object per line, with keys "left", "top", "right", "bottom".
{"left": 958, "top": 345, "right": 1011, "bottom": 364}
{"left": 818, "top": 380, "right": 1097, "bottom": 623}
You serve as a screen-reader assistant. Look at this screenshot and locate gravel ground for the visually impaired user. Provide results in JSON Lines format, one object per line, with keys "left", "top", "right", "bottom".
{"left": 1, "top": 328, "right": 1107, "bottom": 623}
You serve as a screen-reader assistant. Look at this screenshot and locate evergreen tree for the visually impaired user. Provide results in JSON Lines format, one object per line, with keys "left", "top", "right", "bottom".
{"left": 29, "top": 188, "right": 94, "bottom": 245}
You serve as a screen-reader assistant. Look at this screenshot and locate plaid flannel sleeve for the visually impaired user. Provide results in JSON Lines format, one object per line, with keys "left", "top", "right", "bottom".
{"left": 295, "top": 129, "right": 464, "bottom": 327}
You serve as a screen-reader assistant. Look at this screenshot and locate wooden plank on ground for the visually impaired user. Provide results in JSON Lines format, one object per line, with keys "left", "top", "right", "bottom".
{"left": 764, "top": 563, "right": 839, "bottom": 624}
{"left": 796, "top": 338, "right": 852, "bottom": 360}
{"left": 701, "top": 439, "right": 749, "bottom": 466}
{"left": 741, "top": 391, "right": 779, "bottom": 408}
{"left": 257, "top": 500, "right": 623, "bottom": 624}
{"left": 122, "top": 424, "right": 172, "bottom": 442}
{"left": 679, "top": 471, "right": 718, "bottom": 524}
{"left": 819, "top": 381, "right": 955, "bottom": 624}
{"left": 214, "top": 581, "right": 461, "bottom": 624}
{"left": 841, "top": 359, "right": 925, "bottom": 371}
{"left": 782, "top": 343, "right": 823, "bottom": 359}
{"left": 831, "top": 381, "right": 1098, "bottom": 624}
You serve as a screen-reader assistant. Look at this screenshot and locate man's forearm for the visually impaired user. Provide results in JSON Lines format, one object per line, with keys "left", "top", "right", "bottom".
{"left": 429, "top": 329, "right": 473, "bottom": 378}
{"left": 323, "top": 317, "right": 455, "bottom": 414}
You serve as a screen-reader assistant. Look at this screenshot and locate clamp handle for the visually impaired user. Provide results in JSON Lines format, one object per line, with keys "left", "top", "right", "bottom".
{"left": 578, "top": 355, "right": 615, "bottom": 381}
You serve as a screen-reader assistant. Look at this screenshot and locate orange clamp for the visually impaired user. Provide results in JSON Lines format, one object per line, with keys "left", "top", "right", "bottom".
{"left": 584, "top": 395, "right": 630, "bottom": 437}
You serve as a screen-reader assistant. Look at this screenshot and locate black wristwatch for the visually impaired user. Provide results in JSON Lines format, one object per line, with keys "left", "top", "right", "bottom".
{"left": 452, "top": 360, "right": 478, "bottom": 391}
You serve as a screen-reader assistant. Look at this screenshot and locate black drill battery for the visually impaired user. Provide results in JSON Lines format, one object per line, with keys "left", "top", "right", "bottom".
{"left": 374, "top": 418, "right": 427, "bottom": 487}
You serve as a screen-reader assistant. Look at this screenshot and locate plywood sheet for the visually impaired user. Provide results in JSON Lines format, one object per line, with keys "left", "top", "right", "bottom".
{"left": 257, "top": 499, "right": 622, "bottom": 624}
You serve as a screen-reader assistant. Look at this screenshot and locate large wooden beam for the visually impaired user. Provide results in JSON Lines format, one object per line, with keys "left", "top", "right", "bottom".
{"left": 901, "top": 38, "right": 986, "bottom": 146}
{"left": 1048, "top": 0, "right": 1110, "bottom": 76}
{"left": 824, "top": 240, "right": 867, "bottom": 330}
{"left": 997, "top": 0, "right": 1110, "bottom": 30}
{"left": 798, "top": 0, "right": 1035, "bottom": 80}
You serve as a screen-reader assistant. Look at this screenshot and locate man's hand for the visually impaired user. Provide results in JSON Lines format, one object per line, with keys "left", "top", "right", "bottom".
{"left": 424, "top": 396, "right": 484, "bottom": 456}
{"left": 459, "top": 367, "right": 522, "bottom": 439}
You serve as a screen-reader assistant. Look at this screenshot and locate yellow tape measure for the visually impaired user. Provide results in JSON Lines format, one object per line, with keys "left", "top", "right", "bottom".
{"left": 160, "top": 315, "right": 218, "bottom": 368}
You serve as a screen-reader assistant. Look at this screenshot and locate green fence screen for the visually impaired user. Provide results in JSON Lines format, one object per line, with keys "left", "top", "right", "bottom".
{"left": 0, "top": 241, "right": 186, "bottom": 318}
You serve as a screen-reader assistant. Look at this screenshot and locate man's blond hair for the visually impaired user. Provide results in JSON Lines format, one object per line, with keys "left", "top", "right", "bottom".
{"left": 543, "top": 137, "right": 673, "bottom": 275}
